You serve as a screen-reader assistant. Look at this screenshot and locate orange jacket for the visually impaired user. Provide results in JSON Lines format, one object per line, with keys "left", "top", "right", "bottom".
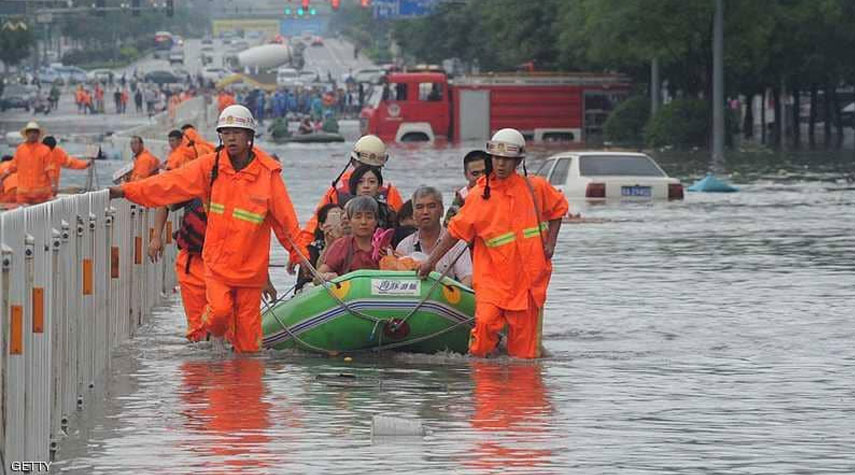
{"left": 296, "top": 168, "right": 404, "bottom": 257}
{"left": 128, "top": 149, "right": 160, "bottom": 182}
{"left": 180, "top": 128, "right": 216, "bottom": 163}
{"left": 0, "top": 162, "right": 16, "bottom": 202}
{"left": 165, "top": 147, "right": 189, "bottom": 171}
{"left": 122, "top": 147, "right": 306, "bottom": 287}
{"left": 217, "top": 93, "right": 235, "bottom": 112}
{"left": 47, "top": 146, "right": 89, "bottom": 189}
{"left": 447, "top": 173, "right": 568, "bottom": 310}
{"left": 5, "top": 142, "right": 53, "bottom": 203}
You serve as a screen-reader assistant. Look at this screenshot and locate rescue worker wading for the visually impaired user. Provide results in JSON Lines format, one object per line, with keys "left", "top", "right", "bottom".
{"left": 0, "top": 122, "right": 54, "bottom": 204}
{"left": 417, "top": 128, "right": 569, "bottom": 359}
{"left": 294, "top": 134, "right": 403, "bottom": 270}
{"left": 109, "top": 105, "right": 308, "bottom": 353}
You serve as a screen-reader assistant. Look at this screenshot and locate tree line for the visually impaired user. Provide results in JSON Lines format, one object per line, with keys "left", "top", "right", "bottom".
{"left": 381, "top": 0, "right": 855, "bottom": 148}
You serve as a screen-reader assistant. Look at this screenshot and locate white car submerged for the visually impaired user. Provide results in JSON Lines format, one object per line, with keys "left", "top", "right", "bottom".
{"left": 536, "top": 151, "right": 684, "bottom": 200}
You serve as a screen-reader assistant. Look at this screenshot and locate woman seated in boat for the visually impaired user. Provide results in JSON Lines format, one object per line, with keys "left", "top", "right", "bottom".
{"left": 347, "top": 164, "right": 396, "bottom": 229}
{"left": 296, "top": 203, "right": 349, "bottom": 291}
{"left": 298, "top": 116, "right": 314, "bottom": 135}
{"left": 317, "top": 196, "right": 389, "bottom": 281}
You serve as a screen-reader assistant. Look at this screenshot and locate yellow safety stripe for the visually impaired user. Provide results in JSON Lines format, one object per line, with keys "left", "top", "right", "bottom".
{"left": 522, "top": 222, "right": 549, "bottom": 238}
{"left": 208, "top": 202, "right": 225, "bottom": 214}
{"left": 486, "top": 232, "right": 515, "bottom": 248}
{"left": 233, "top": 208, "right": 265, "bottom": 224}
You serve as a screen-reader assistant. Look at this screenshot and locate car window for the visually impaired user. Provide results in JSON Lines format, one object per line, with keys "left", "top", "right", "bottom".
{"left": 418, "top": 82, "right": 443, "bottom": 101}
{"left": 579, "top": 155, "right": 665, "bottom": 177}
{"left": 534, "top": 159, "right": 554, "bottom": 178}
{"left": 550, "top": 158, "right": 570, "bottom": 185}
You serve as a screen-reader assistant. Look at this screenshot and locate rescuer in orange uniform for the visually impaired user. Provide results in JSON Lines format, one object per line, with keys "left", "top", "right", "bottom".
{"left": 42, "top": 136, "right": 91, "bottom": 195}
{"left": 180, "top": 123, "right": 216, "bottom": 163}
{"left": 0, "top": 122, "right": 54, "bottom": 204}
{"left": 127, "top": 136, "right": 160, "bottom": 182}
{"left": 217, "top": 90, "right": 235, "bottom": 112}
{"left": 110, "top": 105, "right": 307, "bottom": 353}
{"left": 294, "top": 135, "right": 404, "bottom": 270}
{"left": 164, "top": 129, "right": 187, "bottom": 170}
{"left": 0, "top": 155, "right": 17, "bottom": 203}
{"left": 418, "top": 128, "right": 568, "bottom": 359}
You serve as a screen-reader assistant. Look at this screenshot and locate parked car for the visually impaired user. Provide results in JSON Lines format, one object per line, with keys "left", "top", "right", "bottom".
{"left": 536, "top": 151, "right": 684, "bottom": 200}
{"left": 36, "top": 67, "right": 63, "bottom": 84}
{"left": 0, "top": 84, "right": 37, "bottom": 111}
{"left": 86, "top": 68, "right": 114, "bottom": 83}
{"left": 201, "top": 67, "right": 230, "bottom": 83}
{"left": 202, "top": 35, "right": 213, "bottom": 45}
{"left": 143, "top": 70, "right": 180, "bottom": 86}
{"left": 168, "top": 47, "right": 184, "bottom": 65}
{"left": 55, "top": 66, "right": 87, "bottom": 84}
{"left": 353, "top": 68, "right": 385, "bottom": 84}
{"left": 276, "top": 67, "right": 300, "bottom": 87}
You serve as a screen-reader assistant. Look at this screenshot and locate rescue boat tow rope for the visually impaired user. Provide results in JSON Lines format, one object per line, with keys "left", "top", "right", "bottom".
{"left": 275, "top": 232, "right": 471, "bottom": 352}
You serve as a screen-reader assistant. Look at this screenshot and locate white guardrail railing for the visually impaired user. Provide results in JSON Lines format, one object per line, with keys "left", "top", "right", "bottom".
{"left": 0, "top": 191, "right": 179, "bottom": 471}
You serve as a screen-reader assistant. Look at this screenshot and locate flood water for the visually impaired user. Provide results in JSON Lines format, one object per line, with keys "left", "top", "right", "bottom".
{"left": 53, "top": 140, "right": 855, "bottom": 473}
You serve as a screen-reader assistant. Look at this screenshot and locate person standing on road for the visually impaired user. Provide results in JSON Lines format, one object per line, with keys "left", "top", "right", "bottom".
{"left": 0, "top": 122, "right": 54, "bottom": 204}
{"left": 127, "top": 136, "right": 160, "bottom": 182}
{"left": 42, "top": 135, "right": 91, "bottom": 196}
{"left": 417, "top": 129, "right": 568, "bottom": 359}
{"left": 134, "top": 87, "right": 143, "bottom": 114}
{"left": 109, "top": 105, "right": 308, "bottom": 353}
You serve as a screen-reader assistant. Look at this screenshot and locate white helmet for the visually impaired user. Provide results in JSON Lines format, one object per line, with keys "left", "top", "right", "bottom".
{"left": 216, "top": 105, "right": 256, "bottom": 134}
{"left": 350, "top": 134, "right": 388, "bottom": 167}
{"left": 486, "top": 128, "right": 526, "bottom": 158}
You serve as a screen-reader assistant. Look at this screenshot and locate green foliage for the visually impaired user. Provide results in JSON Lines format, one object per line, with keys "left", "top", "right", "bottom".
{"left": 603, "top": 96, "right": 650, "bottom": 145}
{"left": 645, "top": 99, "right": 709, "bottom": 148}
{"left": 0, "top": 25, "right": 35, "bottom": 69}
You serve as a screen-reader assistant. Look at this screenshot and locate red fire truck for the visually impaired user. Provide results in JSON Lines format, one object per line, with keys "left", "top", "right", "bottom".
{"left": 360, "top": 71, "right": 631, "bottom": 144}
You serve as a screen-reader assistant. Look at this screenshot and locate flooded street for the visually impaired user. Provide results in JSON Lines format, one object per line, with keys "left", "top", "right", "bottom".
{"left": 50, "top": 142, "right": 855, "bottom": 473}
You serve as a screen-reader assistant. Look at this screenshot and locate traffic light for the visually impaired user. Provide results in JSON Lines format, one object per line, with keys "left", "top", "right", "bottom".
{"left": 310, "top": 8, "right": 316, "bottom": 15}
{"left": 285, "top": 7, "right": 291, "bottom": 15}
{"left": 361, "top": 0, "right": 371, "bottom": 7}
{"left": 297, "top": 7, "right": 304, "bottom": 16}
{"left": 132, "top": 0, "right": 140, "bottom": 17}
{"left": 331, "top": 0, "right": 340, "bottom": 11}
{"left": 302, "top": 0, "right": 309, "bottom": 8}
{"left": 166, "top": 0, "right": 174, "bottom": 17}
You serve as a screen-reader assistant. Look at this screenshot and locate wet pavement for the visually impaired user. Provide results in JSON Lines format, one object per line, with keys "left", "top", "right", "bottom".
{"left": 51, "top": 142, "right": 855, "bottom": 473}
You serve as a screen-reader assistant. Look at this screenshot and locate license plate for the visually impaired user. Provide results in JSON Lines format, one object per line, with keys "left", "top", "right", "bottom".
{"left": 621, "top": 186, "right": 651, "bottom": 197}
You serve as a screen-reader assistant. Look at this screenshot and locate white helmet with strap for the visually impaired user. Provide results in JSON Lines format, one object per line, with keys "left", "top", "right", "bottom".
{"left": 216, "top": 105, "right": 256, "bottom": 135}
{"left": 486, "top": 128, "right": 526, "bottom": 159}
{"left": 350, "top": 134, "right": 388, "bottom": 167}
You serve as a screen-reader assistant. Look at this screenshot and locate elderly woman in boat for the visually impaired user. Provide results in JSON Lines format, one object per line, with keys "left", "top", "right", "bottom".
{"left": 317, "top": 196, "right": 388, "bottom": 281}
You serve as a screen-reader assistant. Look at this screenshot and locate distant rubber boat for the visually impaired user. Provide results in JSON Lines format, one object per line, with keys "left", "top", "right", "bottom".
{"left": 262, "top": 269, "right": 474, "bottom": 354}
{"left": 270, "top": 131, "right": 345, "bottom": 143}
{"left": 687, "top": 174, "right": 738, "bottom": 192}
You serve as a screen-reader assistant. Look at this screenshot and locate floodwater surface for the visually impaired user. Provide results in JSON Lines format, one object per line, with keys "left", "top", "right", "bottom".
{"left": 53, "top": 142, "right": 855, "bottom": 473}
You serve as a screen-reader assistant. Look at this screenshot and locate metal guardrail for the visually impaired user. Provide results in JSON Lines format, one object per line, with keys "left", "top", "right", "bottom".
{"left": 0, "top": 191, "right": 179, "bottom": 471}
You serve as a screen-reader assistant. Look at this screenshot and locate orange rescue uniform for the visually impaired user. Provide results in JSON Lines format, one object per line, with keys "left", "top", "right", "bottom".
{"left": 447, "top": 172, "right": 568, "bottom": 358}
{"left": 47, "top": 146, "right": 89, "bottom": 193}
{"left": 0, "top": 162, "right": 17, "bottom": 203}
{"left": 121, "top": 147, "right": 306, "bottom": 352}
{"left": 164, "top": 150, "right": 208, "bottom": 342}
{"left": 180, "top": 128, "right": 216, "bottom": 164}
{"left": 5, "top": 142, "right": 54, "bottom": 204}
{"left": 296, "top": 168, "right": 404, "bottom": 261}
{"left": 128, "top": 149, "right": 160, "bottom": 182}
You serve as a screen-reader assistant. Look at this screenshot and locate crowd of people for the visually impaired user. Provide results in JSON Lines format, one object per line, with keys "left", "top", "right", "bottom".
{"left": 102, "top": 103, "right": 568, "bottom": 360}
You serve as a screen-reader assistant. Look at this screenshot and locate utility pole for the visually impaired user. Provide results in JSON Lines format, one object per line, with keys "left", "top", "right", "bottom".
{"left": 650, "top": 57, "right": 660, "bottom": 117}
{"left": 711, "top": 0, "right": 725, "bottom": 174}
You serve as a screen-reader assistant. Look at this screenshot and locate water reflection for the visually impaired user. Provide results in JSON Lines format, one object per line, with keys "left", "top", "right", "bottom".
{"left": 468, "top": 362, "right": 554, "bottom": 471}
{"left": 179, "top": 358, "right": 276, "bottom": 473}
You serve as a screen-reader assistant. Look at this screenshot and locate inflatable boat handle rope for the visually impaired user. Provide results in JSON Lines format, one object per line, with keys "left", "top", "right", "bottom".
{"left": 265, "top": 233, "right": 472, "bottom": 354}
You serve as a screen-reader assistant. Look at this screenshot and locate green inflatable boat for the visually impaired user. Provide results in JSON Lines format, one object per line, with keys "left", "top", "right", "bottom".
{"left": 262, "top": 270, "right": 475, "bottom": 354}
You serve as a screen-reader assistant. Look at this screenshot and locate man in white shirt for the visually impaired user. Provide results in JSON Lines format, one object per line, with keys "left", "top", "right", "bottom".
{"left": 396, "top": 185, "right": 473, "bottom": 287}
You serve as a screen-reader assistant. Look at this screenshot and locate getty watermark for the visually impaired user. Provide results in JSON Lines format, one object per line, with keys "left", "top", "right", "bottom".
{"left": 10, "top": 461, "right": 52, "bottom": 472}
